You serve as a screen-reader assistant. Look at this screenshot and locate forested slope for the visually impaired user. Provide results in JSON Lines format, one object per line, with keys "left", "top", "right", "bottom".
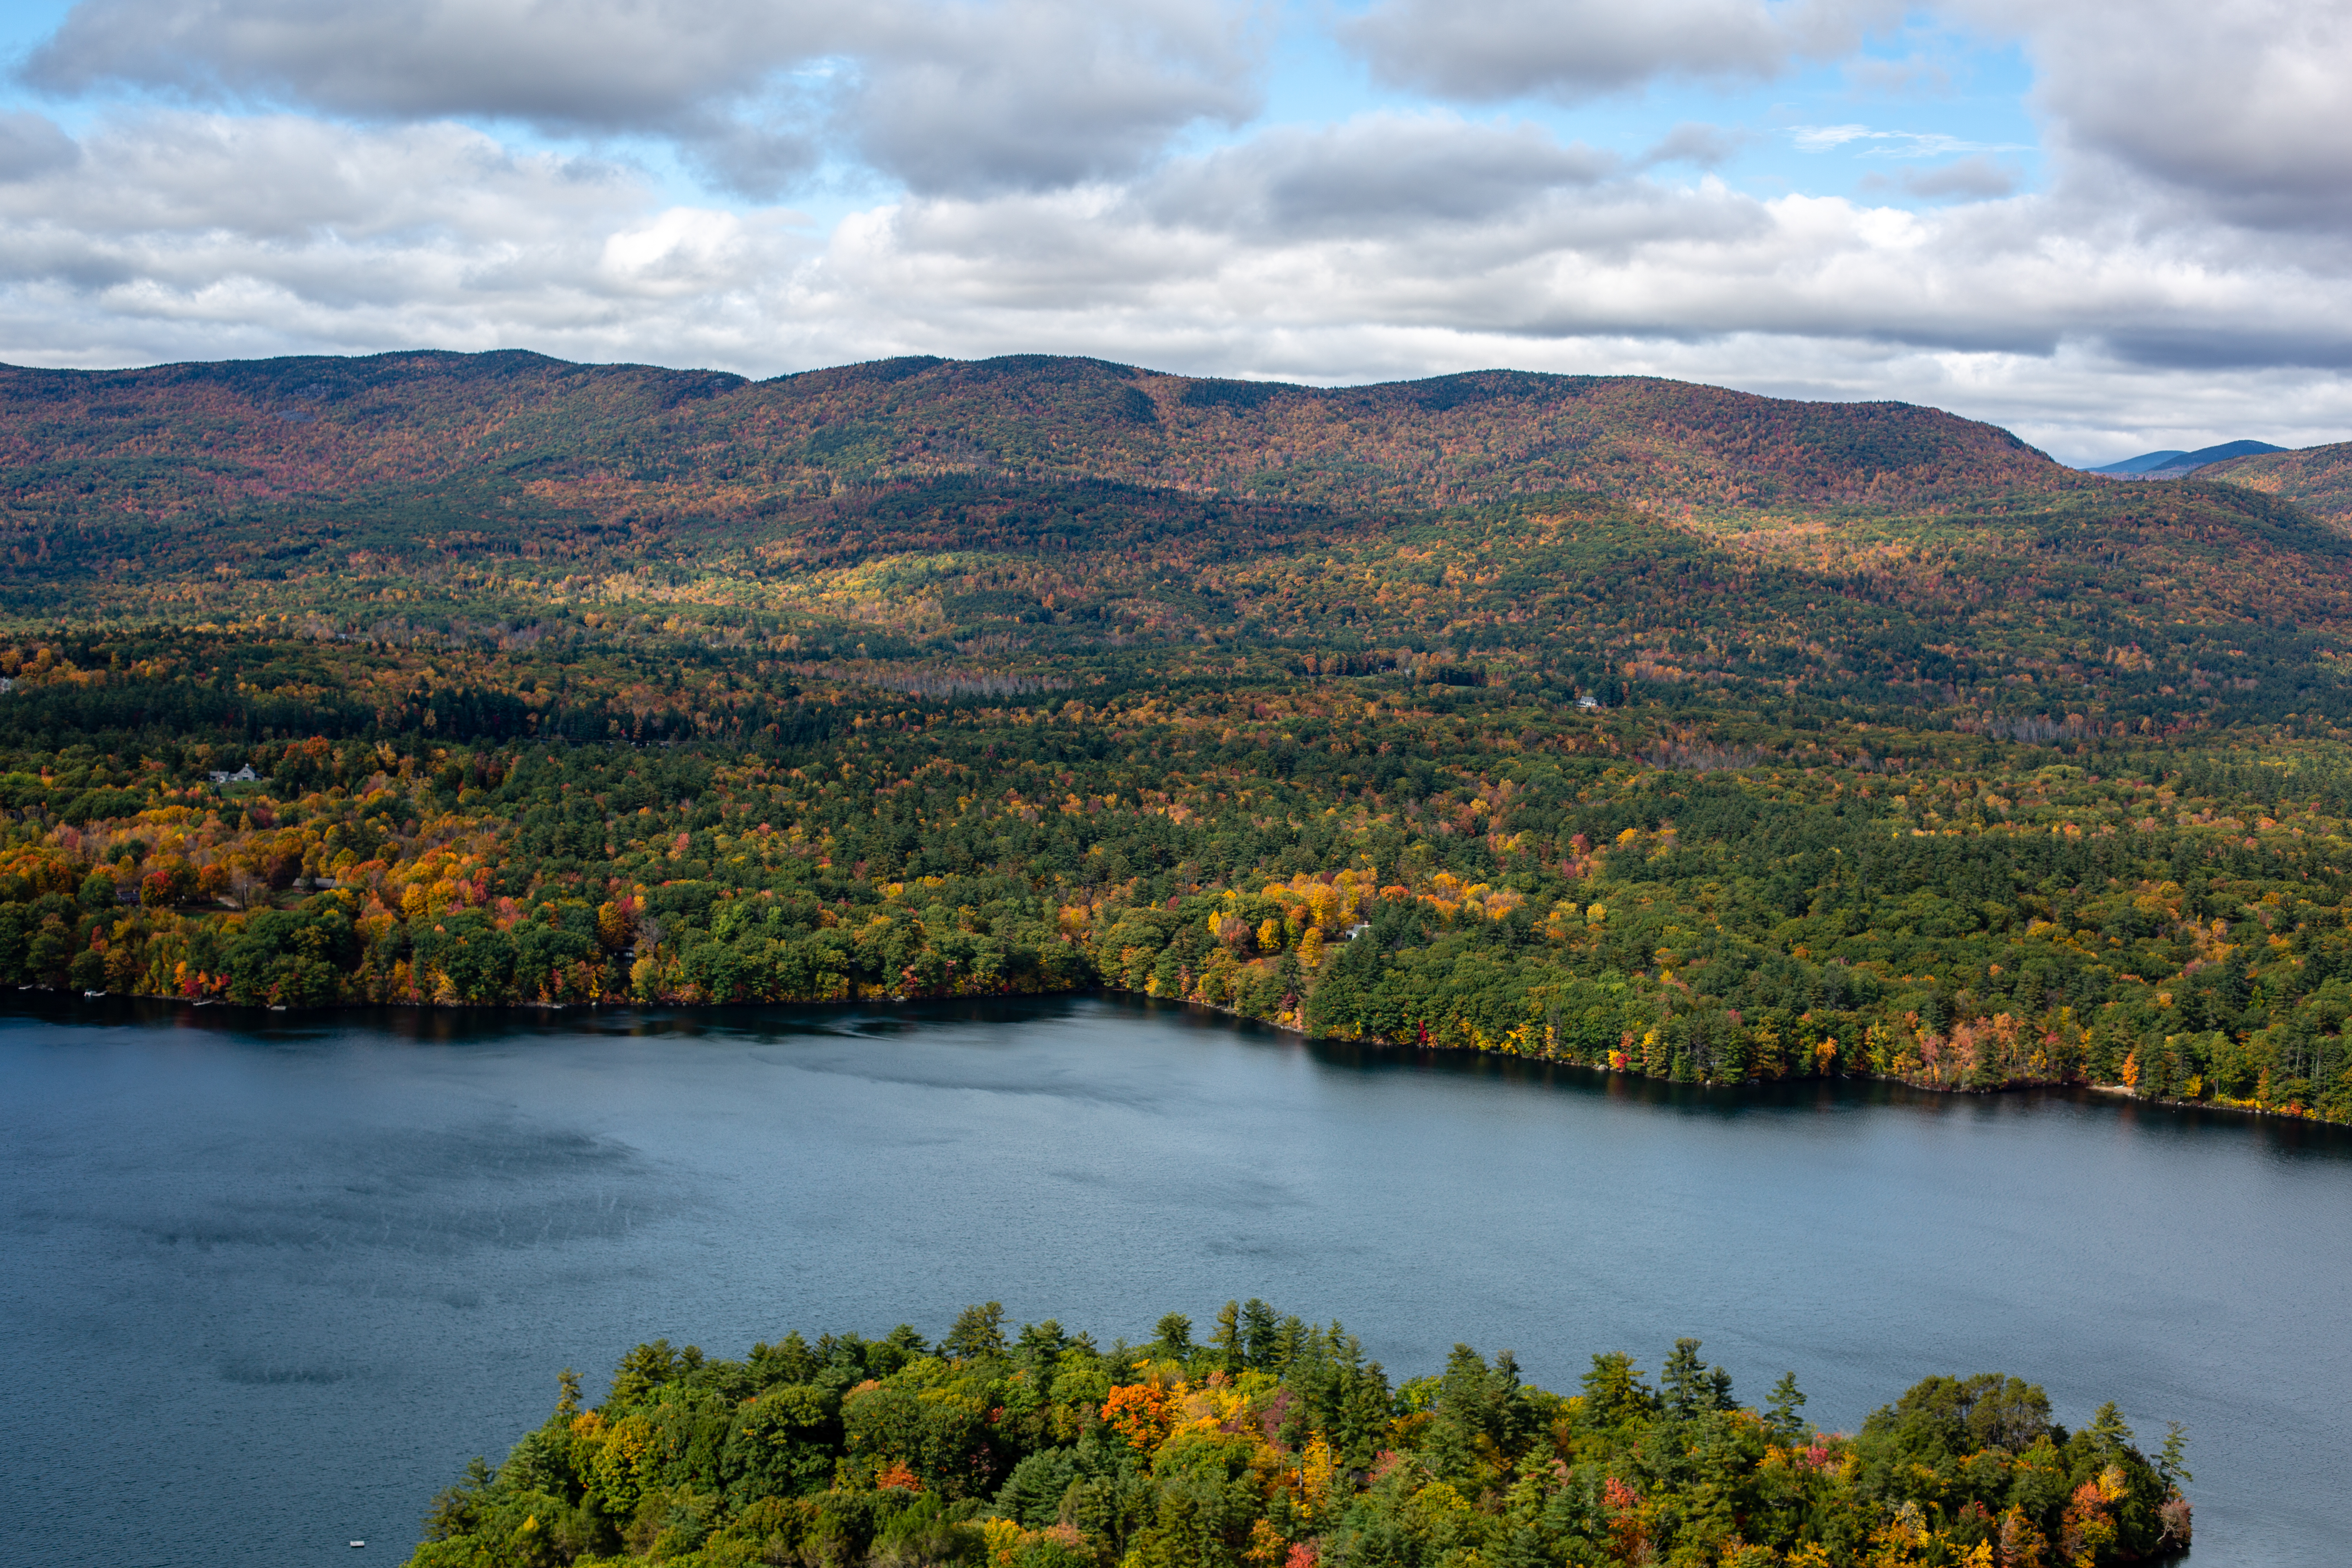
{"left": 2202, "top": 439, "right": 2352, "bottom": 528}
{"left": 2, "top": 351, "right": 2350, "bottom": 1121}
{"left": 0, "top": 350, "right": 2061, "bottom": 527}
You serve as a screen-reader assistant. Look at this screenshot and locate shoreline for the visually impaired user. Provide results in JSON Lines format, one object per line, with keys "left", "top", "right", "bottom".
{"left": 20, "top": 980, "right": 2343, "bottom": 1129}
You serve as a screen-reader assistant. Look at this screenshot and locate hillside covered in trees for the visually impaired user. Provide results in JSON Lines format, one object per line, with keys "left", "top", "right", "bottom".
{"left": 405, "top": 1301, "right": 2194, "bottom": 1568}
{"left": 2205, "top": 439, "right": 2352, "bottom": 528}
{"left": 5, "top": 350, "right": 2352, "bottom": 1122}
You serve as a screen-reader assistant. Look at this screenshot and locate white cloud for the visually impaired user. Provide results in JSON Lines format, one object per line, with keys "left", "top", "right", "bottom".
{"left": 1896, "top": 156, "right": 2018, "bottom": 199}
{"left": 1336, "top": 0, "right": 1899, "bottom": 102}
{"left": 1791, "top": 124, "right": 2028, "bottom": 157}
{"left": 1637, "top": 123, "right": 1753, "bottom": 169}
{"left": 599, "top": 208, "right": 783, "bottom": 297}
{"left": 842, "top": 0, "right": 1261, "bottom": 195}
{"left": 1793, "top": 124, "right": 1873, "bottom": 150}
{"left": 3, "top": 108, "right": 2350, "bottom": 430}
{"left": 0, "top": 111, "right": 80, "bottom": 180}
{"left": 1141, "top": 114, "right": 1619, "bottom": 240}
{"left": 1957, "top": 0, "right": 2352, "bottom": 230}
{"left": 22, "top": 0, "right": 835, "bottom": 126}
{"left": 19, "top": 0, "right": 1263, "bottom": 198}
{"left": 0, "top": 113, "right": 638, "bottom": 249}
{"left": 0, "top": 111, "right": 796, "bottom": 365}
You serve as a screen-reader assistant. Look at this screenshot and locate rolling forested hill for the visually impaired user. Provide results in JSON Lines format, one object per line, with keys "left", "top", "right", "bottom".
{"left": 4, "top": 350, "right": 2351, "bottom": 1124}
{"left": 2202, "top": 439, "right": 2352, "bottom": 527}
{"left": 0, "top": 349, "right": 2060, "bottom": 518}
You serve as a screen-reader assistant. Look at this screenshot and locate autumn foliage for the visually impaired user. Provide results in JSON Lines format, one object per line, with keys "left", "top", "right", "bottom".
{"left": 405, "top": 1304, "right": 2189, "bottom": 1568}
{"left": 0, "top": 350, "right": 2348, "bottom": 1123}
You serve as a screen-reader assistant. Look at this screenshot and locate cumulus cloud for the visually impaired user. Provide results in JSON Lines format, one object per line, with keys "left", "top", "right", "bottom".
{"left": 1995, "top": 0, "right": 2352, "bottom": 230}
{"left": 675, "top": 115, "right": 827, "bottom": 203}
{"left": 4, "top": 105, "right": 2350, "bottom": 379}
{"left": 1142, "top": 115, "right": 1618, "bottom": 240}
{"left": 1897, "top": 156, "right": 2018, "bottom": 198}
{"left": 18, "top": 0, "right": 1262, "bottom": 197}
{"left": 20, "top": 0, "right": 829, "bottom": 125}
{"left": 1336, "top": 0, "right": 1895, "bottom": 102}
{"left": 0, "top": 110, "right": 794, "bottom": 366}
{"left": 1637, "top": 123, "right": 1752, "bottom": 169}
{"left": 843, "top": 0, "right": 1260, "bottom": 195}
{"left": 0, "top": 111, "right": 80, "bottom": 181}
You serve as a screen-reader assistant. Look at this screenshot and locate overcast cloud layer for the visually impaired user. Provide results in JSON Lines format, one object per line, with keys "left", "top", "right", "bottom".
{"left": 2, "top": 0, "right": 2349, "bottom": 463}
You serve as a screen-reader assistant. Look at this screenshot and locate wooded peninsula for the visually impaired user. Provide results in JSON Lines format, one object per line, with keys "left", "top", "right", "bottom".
{"left": 404, "top": 1302, "right": 2194, "bottom": 1568}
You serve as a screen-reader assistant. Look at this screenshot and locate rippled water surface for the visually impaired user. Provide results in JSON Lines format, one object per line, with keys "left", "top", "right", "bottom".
{"left": 3, "top": 996, "right": 2347, "bottom": 1567}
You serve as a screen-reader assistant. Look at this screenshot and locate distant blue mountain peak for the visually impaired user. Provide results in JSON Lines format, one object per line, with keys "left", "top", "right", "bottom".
{"left": 2089, "top": 450, "right": 2187, "bottom": 475}
{"left": 2089, "top": 439, "right": 2287, "bottom": 478}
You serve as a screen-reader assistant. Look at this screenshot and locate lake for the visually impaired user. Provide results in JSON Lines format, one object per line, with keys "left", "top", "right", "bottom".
{"left": 2, "top": 995, "right": 2346, "bottom": 1566}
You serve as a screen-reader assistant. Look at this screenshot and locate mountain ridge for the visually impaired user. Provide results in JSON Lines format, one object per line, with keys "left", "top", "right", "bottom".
{"left": 0, "top": 349, "right": 2070, "bottom": 529}
{"left": 4, "top": 349, "right": 2350, "bottom": 733}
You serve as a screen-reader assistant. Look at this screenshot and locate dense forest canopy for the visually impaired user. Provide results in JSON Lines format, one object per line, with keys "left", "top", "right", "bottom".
{"left": 2, "top": 350, "right": 2350, "bottom": 1122}
{"left": 404, "top": 1301, "right": 2194, "bottom": 1568}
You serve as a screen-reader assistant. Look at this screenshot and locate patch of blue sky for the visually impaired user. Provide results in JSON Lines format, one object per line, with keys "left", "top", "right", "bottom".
{"left": 0, "top": 0, "right": 98, "bottom": 132}
{"left": 0, "top": 0, "right": 76, "bottom": 60}
{"left": 1705, "top": 49, "right": 2044, "bottom": 207}
{"left": 1236, "top": 4, "right": 2047, "bottom": 211}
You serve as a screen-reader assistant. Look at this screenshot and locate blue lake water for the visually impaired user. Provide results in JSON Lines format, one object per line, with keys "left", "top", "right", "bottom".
{"left": 2, "top": 995, "right": 2347, "bottom": 1567}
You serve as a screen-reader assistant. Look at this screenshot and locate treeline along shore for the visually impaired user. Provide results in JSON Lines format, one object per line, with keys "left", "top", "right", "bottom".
{"left": 404, "top": 1300, "right": 2195, "bottom": 1567}
{"left": 4, "top": 623, "right": 2351, "bottom": 1124}
{"left": 9, "top": 352, "right": 2352, "bottom": 1120}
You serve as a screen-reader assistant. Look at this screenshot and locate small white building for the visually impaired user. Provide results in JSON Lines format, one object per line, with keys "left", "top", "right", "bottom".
{"left": 208, "top": 764, "right": 261, "bottom": 785}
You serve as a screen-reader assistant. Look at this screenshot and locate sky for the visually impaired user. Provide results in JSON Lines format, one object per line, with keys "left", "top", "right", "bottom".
{"left": 0, "top": 0, "right": 2348, "bottom": 466}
